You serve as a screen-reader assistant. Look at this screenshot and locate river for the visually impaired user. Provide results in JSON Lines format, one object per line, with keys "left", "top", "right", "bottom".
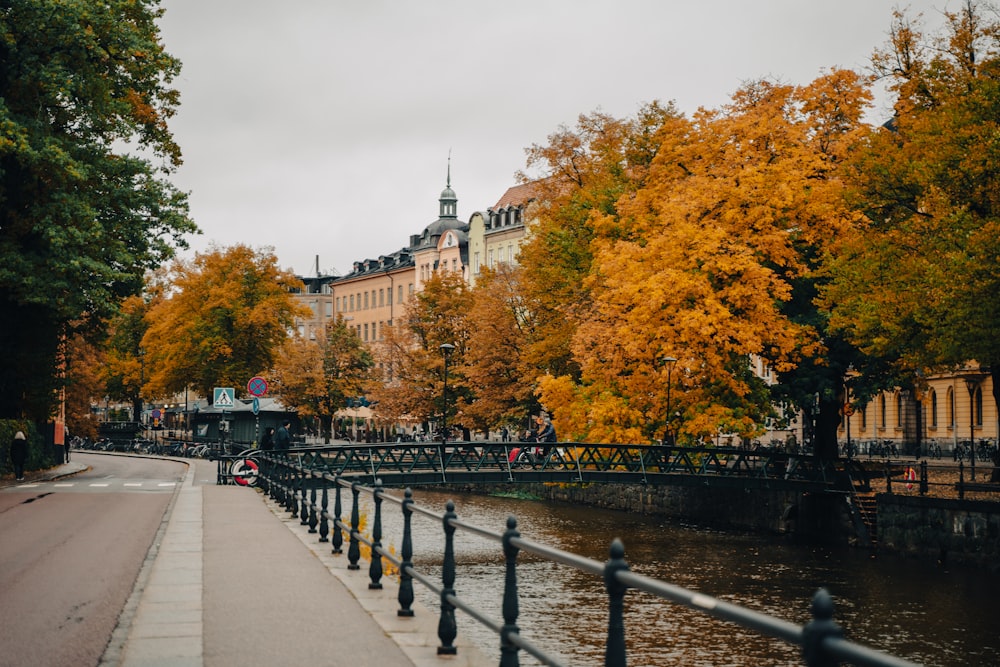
{"left": 352, "top": 486, "right": 1000, "bottom": 666}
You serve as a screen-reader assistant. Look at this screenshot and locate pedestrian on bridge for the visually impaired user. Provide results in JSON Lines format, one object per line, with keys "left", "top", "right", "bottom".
{"left": 275, "top": 420, "right": 291, "bottom": 450}
{"left": 260, "top": 427, "right": 275, "bottom": 451}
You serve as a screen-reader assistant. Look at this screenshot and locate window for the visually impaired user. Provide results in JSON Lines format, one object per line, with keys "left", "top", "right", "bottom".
{"left": 349, "top": 294, "right": 354, "bottom": 311}
{"left": 929, "top": 390, "right": 938, "bottom": 427}
{"left": 895, "top": 392, "right": 903, "bottom": 428}
{"left": 325, "top": 301, "right": 332, "bottom": 317}
{"left": 488, "top": 249, "right": 494, "bottom": 267}
{"left": 474, "top": 252, "right": 480, "bottom": 274}
{"left": 364, "top": 292, "right": 369, "bottom": 309}
{"left": 388, "top": 287, "right": 393, "bottom": 305}
{"left": 879, "top": 395, "right": 886, "bottom": 428}
{"left": 975, "top": 387, "right": 984, "bottom": 426}
{"left": 860, "top": 403, "right": 867, "bottom": 430}
{"left": 947, "top": 387, "right": 955, "bottom": 427}
{"left": 379, "top": 289, "right": 384, "bottom": 307}
{"left": 398, "top": 285, "right": 403, "bottom": 303}
{"left": 364, "top": 323, "right": 369, "bottom": 341}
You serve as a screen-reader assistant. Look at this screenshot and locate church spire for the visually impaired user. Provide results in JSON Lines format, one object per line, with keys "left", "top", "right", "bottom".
{"left": 439, "top": 152, "right": 457, "bottom": 219}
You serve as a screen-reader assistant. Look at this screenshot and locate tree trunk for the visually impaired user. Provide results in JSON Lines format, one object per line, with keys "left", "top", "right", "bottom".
{"left": 813, "top": 397, "right": 842, "bottom": 460}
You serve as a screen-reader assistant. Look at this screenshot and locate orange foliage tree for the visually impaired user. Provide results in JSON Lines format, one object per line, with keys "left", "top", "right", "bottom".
{"left": 141, "top": 245, "right": 308, "bottom": 402}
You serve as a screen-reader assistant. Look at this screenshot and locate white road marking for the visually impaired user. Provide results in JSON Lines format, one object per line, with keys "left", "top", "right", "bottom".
{"left": 124, "top": 483, "right": 143, "bottom": 487}
{"left": 53, "top": 483, "right": 74, "bottom": 487}
{"left": 157, "top": 482, "right": 176, "bottom": 487}
{"left": 16, "top": 484, "right": 39, "bottom": 488}
{"left": 90, "top": 483, "right": 110, "bottom": 487}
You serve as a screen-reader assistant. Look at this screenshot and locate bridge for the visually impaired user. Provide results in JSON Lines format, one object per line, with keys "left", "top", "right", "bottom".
{"left": 236, "top": 440, "right": 861, "bottom": 492}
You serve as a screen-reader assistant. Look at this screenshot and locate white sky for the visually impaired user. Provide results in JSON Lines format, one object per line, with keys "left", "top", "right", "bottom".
{"left": 156, "top": 0, "right": 950, "bottom": 278}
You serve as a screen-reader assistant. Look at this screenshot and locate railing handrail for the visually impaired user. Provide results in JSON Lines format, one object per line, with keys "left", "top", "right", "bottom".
{"left": 253, "top": 452, "right": 921, "bottom": 667}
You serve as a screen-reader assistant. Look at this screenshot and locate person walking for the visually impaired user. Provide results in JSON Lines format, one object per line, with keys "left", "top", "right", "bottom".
{"left": 260, "top": 426, "right": 275, "bottom": 451}
{"left": 10, "top": 430, "right": 27, "bottom": 481}
{"left": 274, "top": 420, "right": 292, "bottom": 450}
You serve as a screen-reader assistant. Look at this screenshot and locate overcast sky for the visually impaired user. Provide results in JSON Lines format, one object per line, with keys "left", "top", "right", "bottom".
{"left": 156, "top": 1, "right": 949, "bottom": 278}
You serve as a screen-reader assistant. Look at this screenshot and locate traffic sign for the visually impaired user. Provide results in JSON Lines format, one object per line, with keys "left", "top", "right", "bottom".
{"left": 214, "top": 387, "right": 235, "bottom": 407}
{"left": 252, "top": 397, "right": 260, "bottom": 415}
{"left": 247, "top": 376, "right": 268, "bottom": 397}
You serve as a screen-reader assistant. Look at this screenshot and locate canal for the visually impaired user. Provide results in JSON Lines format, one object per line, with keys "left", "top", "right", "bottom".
{"left": 354, "top": 486, "right": 1000, "bottom": 666}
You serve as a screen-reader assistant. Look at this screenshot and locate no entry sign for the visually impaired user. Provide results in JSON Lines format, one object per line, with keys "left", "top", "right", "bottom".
{"left": 247, "top": 376, "right": 268, "bottom": 397}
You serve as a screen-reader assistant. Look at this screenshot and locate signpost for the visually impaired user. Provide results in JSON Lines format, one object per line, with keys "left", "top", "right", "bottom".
{"left": 246, "top": 377, "right": 267, "bottom": 447}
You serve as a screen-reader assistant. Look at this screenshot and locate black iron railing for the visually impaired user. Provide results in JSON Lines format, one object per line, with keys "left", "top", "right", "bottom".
{"left": 254, "top": 451, "right": 920, "bottom": 667}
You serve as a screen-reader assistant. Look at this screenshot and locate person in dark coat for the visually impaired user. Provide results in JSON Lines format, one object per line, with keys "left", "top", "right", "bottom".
{"left": 10, "top": 430, "right": 28, "bottom": 481}
{"left": 260, "top": 427, "right": 275, "bottom": 451}
{"left": 274, "top": 420, "right": 292, "bottom": 450}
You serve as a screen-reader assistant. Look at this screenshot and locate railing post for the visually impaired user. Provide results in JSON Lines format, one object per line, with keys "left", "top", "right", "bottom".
{"left": 299, "top": 469, "right": 310, "bottom": 525}
{"left": 437, "top": 500, "right": 458, "bottom": 655}
{"left": 500, "top": 515, "right": 521, "bottom": 667}
{"left": 397, "top": 488, "right": 415, "bottom": 617}
{"left": 603, "top": 538, "right": 629, "bottom": 667}
{"left": 332, "top": 479, "right": 344, "bottom": 554}
{"left": 919, "top": 460, "right": 928, "bottom": 496}
{"left": 308, "top": 476, "right": 318, "bottom": 533}
{"left": 319, "top": 478, "right": 329, "bottom": 543}
{"left": 801, "top": 588, "right": 843, "bottom": 667}
{"left": 369, "top": 479, "right": 384, "bottom": 589}
{"left": 958, "top": 461, "right": 965, "bottom": 500}
{"left": 285, "top": 459, "right": 297, "bottom": 515}
{"left": 885, "top": 461, "right": 893, "bottom": 495}
{"left": 348, "top": 483, "right": 361, "bottom": 570}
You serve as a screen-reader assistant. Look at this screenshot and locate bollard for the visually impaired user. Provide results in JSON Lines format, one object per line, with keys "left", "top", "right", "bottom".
{"left": 397, "top": 488, "right": 415, "bottom": 617}
{"left": 308, "top": 478, "right": 318, "bottom": 533}
{"left": 369, "top": 479, "right": 384, "bottom": 589}
{"left": 801, "top": 588, "right": 843, "bottom": 667}
{"left": 332, "top": 480, "right": 344, "bottom": 554}
{"left": 603, "top": 538, "right": 629, "bottom": 667}
{"left": 500, "top": 515, "right": 521, "bottom": 667}
{"left": 319, "top": 479, "right": 329, "bottom": 543}
{"left": 437, "top": 500, "right": 458, "bottom": 655}
{"left": 348, "top": 483, "right": 361, "bottom": 570}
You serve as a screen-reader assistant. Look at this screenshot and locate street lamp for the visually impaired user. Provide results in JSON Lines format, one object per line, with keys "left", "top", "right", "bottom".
{"left": 661, "top": 356, "right": 678, "bottom": 445}
{"left": 962, "top": 370, "right": 987, "bottom": 481}
{"left": 440, "top": 343, "right": 456, "bottom": 447}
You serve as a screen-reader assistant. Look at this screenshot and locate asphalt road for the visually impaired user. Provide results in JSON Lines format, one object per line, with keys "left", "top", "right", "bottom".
{"left": 0, "top": 454, "right": 186, "bottom": 667}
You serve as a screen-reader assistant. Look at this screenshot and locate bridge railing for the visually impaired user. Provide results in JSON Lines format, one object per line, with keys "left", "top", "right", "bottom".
{"left": 256, "top": 451, "right": 920, "bottom": 667}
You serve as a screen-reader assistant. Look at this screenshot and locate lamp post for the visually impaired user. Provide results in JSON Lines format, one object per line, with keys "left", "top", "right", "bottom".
{"left": 661, "top": 356, "right": 678, "bottom": 445}
{"left": 962, "top": 371, "right": 986, "bottom": 481}
{"left": 440, "top": 343, "right": 455, "bottom": 448}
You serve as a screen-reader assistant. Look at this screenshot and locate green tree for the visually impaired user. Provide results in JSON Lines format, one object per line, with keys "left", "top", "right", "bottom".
{"left": 141, "top": 245, "right": 308, "bottom": 402}
{"left": 826, "top": 1, "right": 1000, "bottom": 413}
{"left": 0, "top": 0, "right": 196, "bottom": 421}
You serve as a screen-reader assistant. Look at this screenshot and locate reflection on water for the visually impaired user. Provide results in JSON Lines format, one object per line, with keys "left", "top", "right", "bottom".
{"left": 354, "top": 488, "right": 1000, "bottom": 666}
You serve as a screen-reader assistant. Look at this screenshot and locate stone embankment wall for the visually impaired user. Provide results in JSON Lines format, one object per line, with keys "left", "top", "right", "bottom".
{"left": 446, "top": 482, "right": 1000, "bottom": 570}
{"left": 877, "top": 494, "right": 1000, "bottom": 572}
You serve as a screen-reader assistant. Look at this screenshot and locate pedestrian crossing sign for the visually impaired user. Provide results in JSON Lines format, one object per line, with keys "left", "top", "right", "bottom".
{"left": 214, "top": 387, "right": 235, "bottom": 408}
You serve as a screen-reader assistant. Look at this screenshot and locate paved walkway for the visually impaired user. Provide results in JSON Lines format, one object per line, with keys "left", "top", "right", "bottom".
{"left": 6, "top": 458, "right": 492, "bottom": 667}
{"left": 104, "top": 459, "right": 493, "bottom": 667}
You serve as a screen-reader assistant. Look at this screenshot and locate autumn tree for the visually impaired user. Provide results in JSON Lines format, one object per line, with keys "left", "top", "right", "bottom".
{"left": 535, "top": 73, "right": 874, "bottom": 453}
{"left": 826, "top": 1, "right": 1000, "bottom": 414}
{"left": 370, "top": 272, "right": 472, "bottom": 433}
{"left": 461, "top": 264, "right": 536, "bottom": 431}
{"left": 273, "top": 317, "right": 374, "bottom": 442}
{"left": 141, "top": 245, "right": 308, "bottom": 402}
{"left": 64, "top": 331, "right": 106, "bottom": 439}
{"left": 104, "top": 294, "right": 156, "bottom": 420}
{"left": 0, "top": 0, "right": 196, "bottom": 421}
{"left": 517, "top": 103, "right": 681, "bottom": 384}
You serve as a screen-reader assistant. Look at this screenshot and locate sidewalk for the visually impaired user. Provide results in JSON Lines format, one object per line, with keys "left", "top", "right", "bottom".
{"left": 103, "top": 459, "right": 493, "bottom": 667}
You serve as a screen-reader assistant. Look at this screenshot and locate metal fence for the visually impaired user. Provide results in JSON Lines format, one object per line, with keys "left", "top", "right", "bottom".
{"left": 255, "top": 451, "right": 921, "bottom": 667}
